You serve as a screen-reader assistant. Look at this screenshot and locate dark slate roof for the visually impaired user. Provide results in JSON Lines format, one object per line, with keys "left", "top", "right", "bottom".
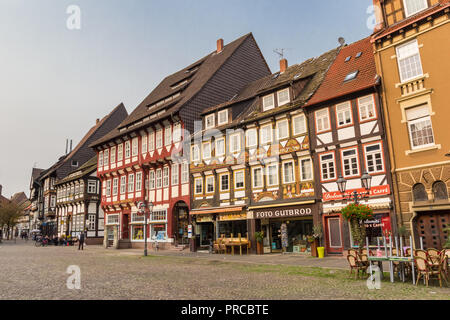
{"left": 42, "top": 103, "right": 128, "bottom": 180}
{"left": 55, "top": 156, "right": 97, "bottom": 185}
{"left": 31, "top": 168, "right": 44, "bottom": 181}
{"left": 10, "top": 192, "right": 28, "bottom": 206}
{"left": 306, "top": 37, "right": 378, "bottom": 106}
{"left": 91, "top": 33, "right": 266, "bottom": 147}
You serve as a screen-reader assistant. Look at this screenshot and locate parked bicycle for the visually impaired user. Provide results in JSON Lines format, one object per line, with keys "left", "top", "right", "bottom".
{"left": 34, "top": 236, "right": 49, "bottom": 247}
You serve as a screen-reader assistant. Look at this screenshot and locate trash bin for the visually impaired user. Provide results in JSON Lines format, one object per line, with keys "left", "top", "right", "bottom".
{"left": 317, "top": 247, "right": 325, "bottom": 259}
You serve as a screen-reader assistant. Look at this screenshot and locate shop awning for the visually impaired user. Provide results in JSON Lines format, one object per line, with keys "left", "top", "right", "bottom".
{"left": 190, "top": 206, "right": 243, "bottom": 215}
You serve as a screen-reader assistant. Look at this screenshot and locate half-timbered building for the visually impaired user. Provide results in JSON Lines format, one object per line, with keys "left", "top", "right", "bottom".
{"left": 304, "top": 37, "right": 395, "bottom": 254}
{"left": 90, "top": 34, "right": 271, "bottom": 249}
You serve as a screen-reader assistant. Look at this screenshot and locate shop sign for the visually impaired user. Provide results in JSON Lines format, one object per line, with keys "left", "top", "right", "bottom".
{"left": 196, "top": 215, "right": 213, "bottom": 223}
{"left": 253, "top": 206, "right": 313, "bottom": 219}
{"left": 217, "top": 212, "right": 247, "bottom": 221}
{"left": 188, "top": 225, "right": 192, "bottom": 239}
{"left": 322, "top": 185, "right": 390, "bottom": 202}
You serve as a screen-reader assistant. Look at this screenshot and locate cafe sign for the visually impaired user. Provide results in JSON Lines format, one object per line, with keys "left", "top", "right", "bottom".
{"left": 322, "top": 185, "right": 390, "bottom": 202}
{"left": 253, "top": 205, "right": 314, "bottom": 219}
{"left": 218, "top": 212, "right": 247, "bottom": 221}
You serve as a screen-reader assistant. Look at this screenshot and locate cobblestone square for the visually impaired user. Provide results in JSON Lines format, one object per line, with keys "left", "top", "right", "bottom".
{"left": 1, "top": 241, "right": 449, "bottom": 300}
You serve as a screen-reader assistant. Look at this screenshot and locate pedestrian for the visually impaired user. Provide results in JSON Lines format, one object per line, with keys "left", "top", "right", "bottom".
{"left": 78, "top": 232, "right": 85, "bottom": 250}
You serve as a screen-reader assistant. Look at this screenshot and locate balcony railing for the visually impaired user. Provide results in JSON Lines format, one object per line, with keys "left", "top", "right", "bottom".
{"left": 395, "top": 74, "right": 428, "bottom": 97}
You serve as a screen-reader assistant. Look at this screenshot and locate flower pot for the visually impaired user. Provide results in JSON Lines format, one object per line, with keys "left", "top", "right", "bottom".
{"left": 310, "top": 239, "right": 319, "bottom": 257}
{"left": 317, "top": 247, "right": 325, "bottom": 259}
{"left": 256, "top": 241, "right": 264, "bottom": 255}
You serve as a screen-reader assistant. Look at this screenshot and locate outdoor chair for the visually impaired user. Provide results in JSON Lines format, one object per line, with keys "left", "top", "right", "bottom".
{"left": 358, "top": 254, "right": 370, "bottom": 268}
{"left": 213, "top": 241, "right": 221, "bottom": 254}
{"left": 361, "top": 248, "right": 373, "bottom": 256}
{"left": 405, "top": 247, "right": 412, "bottom": 257}
{"left": 414, "top": 249, "right": 428, "bottom": 260}
{"left": 347, "top": 254, "right": 365, "bottom": 279}
{"left": 347, "top": 249, "right": 358, "bottom": 257}
{"left": 415, "top": 256, "right": 447, "bottom": 287}
{"left": 440, "top": 250, "right": 449, "bottom": 278}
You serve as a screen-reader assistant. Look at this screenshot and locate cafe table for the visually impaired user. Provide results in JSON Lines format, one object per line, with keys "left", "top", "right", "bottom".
{"left": 226, "top": 242, "right": 247, "bottom": 255}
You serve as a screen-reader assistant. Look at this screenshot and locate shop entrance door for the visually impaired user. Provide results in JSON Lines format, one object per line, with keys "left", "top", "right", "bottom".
{"left": 269, "top": 221, "right": 282, "bottom": 253}
{"left": 416, "top": 211, "right": 450, "bottom": 249}
{"left": 325, "top": 216, "right": 343, "bottom": 254}
{"left": 122, "top": 214, "right": 129, "bottom": 240}
{"left": 200, "top": 223, "right": 214, "bottom": 247}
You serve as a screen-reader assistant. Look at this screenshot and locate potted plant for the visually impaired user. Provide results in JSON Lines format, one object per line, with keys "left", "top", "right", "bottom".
{"left": 254, "top": 231, "right": 264, "bottom": 255}
{"left": 313, "top": 224, "right": 324, "bottom": 258}
{"left": 341, "top": 203, "right": 373, "bottom": 249}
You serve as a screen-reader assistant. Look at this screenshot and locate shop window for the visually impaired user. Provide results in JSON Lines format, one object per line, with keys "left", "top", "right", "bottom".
{"left": 432, "top": 181, "right": 448, "bottom": 201}
{"left": 132, "top": 225, "right": 144, "bottom": 240}
{"left": 151, "top": 224, "right": 167, "bottom": 240}
{"left": 413, "top": 183, "right": 428, "bottom": 202}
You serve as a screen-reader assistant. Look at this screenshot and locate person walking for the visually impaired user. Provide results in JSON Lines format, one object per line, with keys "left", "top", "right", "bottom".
{"left": 78, "top": 231, "right": 85, "bottom": 250}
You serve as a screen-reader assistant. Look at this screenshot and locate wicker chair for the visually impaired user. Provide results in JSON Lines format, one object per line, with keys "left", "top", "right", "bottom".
{"left": 392, "top": 248, "right": 402, "bottom": 276}
{"left": 405, "top": 247, "right": 412, "bottom": 257}
{"left": 415, "top": 256, "right": 447, "bottom": 287}
{"left": 347, "top": 248, "right": 358, "bottom": 257}
{"left": 358, "top": 254, "right": 370, "bottom": 268}
{"left": 347, "top": 254, "right": 365, "bottom": 279}
{"left": 427, "top": 248, "right": 440, "bottom": 257}
{"left": 361, "top": 248, "right": 373, "bottom": 256}
{"left": 414, "top": 249, "right": 428, "bottom": 260}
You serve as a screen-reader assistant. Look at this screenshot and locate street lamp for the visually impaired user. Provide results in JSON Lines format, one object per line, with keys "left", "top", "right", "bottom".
{"left": 144, "top": 201, "right": 154, "bottom": 257}
{"left": 336, "top": 170, "right": 373, "bottom": 204}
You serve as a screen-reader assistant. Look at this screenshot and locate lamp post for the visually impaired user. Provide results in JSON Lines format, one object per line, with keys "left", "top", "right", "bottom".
{"left": 144, "top": 201, "right": 154, "bottom": 257}
{"left": 336, "top": 170, "right": 373, "bottom": 204}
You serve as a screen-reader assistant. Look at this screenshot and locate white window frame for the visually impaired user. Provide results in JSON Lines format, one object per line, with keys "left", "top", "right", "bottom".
{"left": 117, "top": 144, "right": 123, "bottom": 161}
{"left": 358, "top": 95, "right": 377, "bottom": 122}
{"left": 171, "top": 163, "right": 179, "bottom": 185}
{"left": 282, "top": 160, "right": 295, "bottom": 184}
{"left": 173, "top": 123, "right": 182, "bottom": 143}
{"left": 246, "top": 129, "right": 257, "bottom": 148}
{"left": 120, "top": 176, "right": 127, "bottom": 194}
{"left": 110, "top": 146, "right": 116, "bottom": 164}
{"left": 277, "top": 88, "right": 290, "bottom": 106}
{"left": 164, "top": 125, "right": 172, "bottom": 146}
{"left": 112, "top": 178, "right": 118, "bottom": 196}
{"left": 315, "top": 108, "right": 331, "bottom": 133}
{"left": 141, "top": 135, "right": 148, "bottom": 154}
{"left": 403, "top": 0, "right": 428, "bottom": 17}
{"left": 341, "top": 148, "right": 360, "bottom": 178}
{"left": 87, "top": 180, "right": 97, "bottom": 194}
{"left": 132, "top": 138, "right": 138, "bottom": 156}
{"left": 408, "top": 115, "right": 435, "bottom": 150}
{"left": 135, "top": 172, "right": 142, "bottom": 191}
{"left": 299, "top": 157, "right": 313, "bottom": 181}
{"left": 205, "top": 175, "right": 214, "bottom": 194}
{"left": 292, "top": 114, "right": 307, "bottom": 136}
{"left": 266, "top": 163, "right": 279, "bottom": 187}
{"left": 234, "top": 170, "right": 245, "bottom": 190}
{"left": 106, "top": 180, "right": 111, "bottom": 197}
{"left": 98, "top": 151, "right": 104, "bottom": 167}
{"left": 191, "top": 145, "right": 200, "bottom": 162}
{"left": 229, "top": 133, "right": 241, "bottom": 154}
{"left": 181, "top": 163, "right": 189, "bottom": 184}
{"left": 202, "top": 141, "right": 211, "bottom": 160}
{"left": 252, "top": 166, "right": 264, "bottom": 189}
{"left": 320, "top": 152, "right": 336, "bottom": 182}
{"left": 364, "top": 142, "right": 385, "bottom": 174}
{"left": 156, "top": 129, "right": 163, "bottom": 149}
{"left": 215, "top": 137, "right": 225, "bottom": 157}
{"left": 104, "top": 149, "right": 109, "bottom": 166}
{"left": 396, "top": 39, "right": 423, "bottom": 83}
{"left": 205, "top": 114, "right": 215, "bottom": 129}
{"left": 125, "top": 141, "right": 131, "bottom": 159}
{"left": 149, "top": 171, "right": 155, "bottom": 190}
{"left": 336, "top": 101, "right": 353, "bottom": 127}
{"left": 260, "top": 124, "right": 273, "bottom": 145}
{"left": 128, "top": 174, "right": 135, "bottom": 193}
{"left": 219, "top": 173, "right": 230, "bottom": 192}
{"left": 218, "top": 109, "right": 228, "bottom": 125}
{"left": 148, "top": 131, "right": 155, "bottom": 152}
{"left": 194, "top": 177, "right": 203, "bottom": 195}
{"left": 163, "top": 167, "right": 169, "bottom": 187}
{"left": 262, "top": 94, "right": 275, "bottom": 111}
{"left": 276, "top": 119, "right": 289, "bottom": 140}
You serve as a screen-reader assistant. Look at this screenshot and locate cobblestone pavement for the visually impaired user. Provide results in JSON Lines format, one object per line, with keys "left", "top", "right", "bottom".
{"left": 1, "top": 240, "right": 449, "bottom": 300}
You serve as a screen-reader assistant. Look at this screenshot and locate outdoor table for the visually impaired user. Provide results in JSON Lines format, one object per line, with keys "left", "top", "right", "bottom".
{"left": 389, "top": 256, "right": 415, "bottom": 284}
{"left": 367, "top": 256, "right": 387, "bottom": 280}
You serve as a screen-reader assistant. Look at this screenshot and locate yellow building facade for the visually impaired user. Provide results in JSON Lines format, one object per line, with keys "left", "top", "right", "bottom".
{"left": 372, "top": 0, "right": 450, "bottom": 249}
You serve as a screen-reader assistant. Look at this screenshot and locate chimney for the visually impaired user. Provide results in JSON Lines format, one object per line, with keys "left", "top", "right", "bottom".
{"left": 70, "top": 139, "right": 73, "bottom": 153}
{"left": 96, "top": 118, "right": 100, "bottom": 124}
{"left": 65, "top": 139, "right": 68, "bottom": 155}
{"left": 280, "top": 58, "right": 288, "bottom": 73}
{"left": 217, "top": 38, "right": 224, "bottom": 53}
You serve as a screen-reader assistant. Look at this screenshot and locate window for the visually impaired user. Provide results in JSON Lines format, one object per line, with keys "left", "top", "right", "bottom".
{"left": 194, "top": 177, "right": 203, "bottom": 195}
{"left": 149, "top": 171, "right": 155, "bottom": 190}
{"left": 276, "top": 119, "right": 289, "bottom": 140}
{"left": 173, "top": 123, "right": 181, "bottom": 142}
{"left": 87, "top": 180, "right": 97, "bottom": 194}
{"left": 230, "top": 133, "right": 241, "bottom": 153}
{"left": 364, "top": 143, "right": 384, "bottom": 173}
{"left": 412, "top": 183, "right": 428, "bottom": 201}
{"left": 320, "top": 153, "right": 336, "bottom": 181}
{"left": 220, "top": 173, "right": 229, "bottom": 192}
{"left": 164, "top": 126, "right": 172, "bottom": 146}
{"left": 396, "top": 40, "right": 423, "bottom": 82}
{"left": 341, "top": 148, "right": 359, "bottom": 177}
{"left": 260, "top": 124, "right": 273, "bottom": 144}
{"left": 406, "top": 105, "right": 434, "bottom": 149}
{"left": 120, "top": 176, "right": 127, "bottom": 194}
{"left": 148, "top": 131, "right": 155, "bottom": 152}
{"left": 117, "top": 144, "right": 123, "bottom": 161}
{"left": 218, "top": 109, "right": 228, "bottom": 125}
{"left": 88, "top": 215, "right": 96, "bottom": 230}
{"left": 252, "top": 167, "right": 263, "bottom": 189}
{"left": 156, "top": 130, "right": 163, "bottom": 149}
{"left": 132, "top": 138, "right": 138, "bottom": 156}
{"left": 181, "top": 163, "right": 189, "bottom": 184}
{"left": 358, "top": 95, "right": 376, "bottom": 122}
{"left": 266, "top": 164, "right": 279, "bottom": 186}
{"left": 128, "top": 174, "right": 135, "bottom": 193}
{"left": 282, "top": 161, "right": 295, "bottom": 184}
{"left": 112, "top": 178, "right": 118, "bottom": 195}
{"left": 141, "top": 135, "right": 148, "bottom": 154}
{"left": 206, "top": 176, "right": 214, "bottom": 193}
{"left": 111, "top": 146, "right": 116, "bottom": 164}
{"left": 163, "top": 167, "right": 169, "bottom": 187}
{"left": 403, "top": 0, "right": 428, "bottom": 17}
{"left": 106, "top": 214, "right": 119, "bottom": 225}
{"left": 292, "top": 114, "right": 306, "bottom": 135}
{"left": 150, "top": 209, "right": 167, "bottom": 222}
{"left": 136, "top": 172, "right": 142, "bottom": 191}
{"left": 50, "top": 195, "right": 56, "bottom": 208}
{"left": 315, "top": 109, "right": 330, "bottom": 133}
{"left": 71, "top": 160, "right": 79, "bottom": 167}
{"left": 262, "top": 94, "right": 275, "bottom": 111}
{"left": 336, "top": 101, "right": 353, "bottom": 127}
{"left": 172, "top": 163, "right": 179, "bottom": 185}
{"left": 246, "top": 129, "right": 257, "bottom": 148}
{"left": 234, "top": 170, "right": 245, "bottom": 189}
{"left": 344, "top": 71, "right": 359, "bottom": 82}
{"left": 432, "top": 181, "right": 448, "bottom": 200}
{"left": 300, "top": 158, "right": 313, "bottom": 181}
{"left": 99, "top": 151, "right": 103, "bottom": 167}
{"left": 106, "top": 180, "right": 111, "bottom": 196}
{"left": 202, "top": 142, "right": 211, "bottom": 160}
{"left": 104, "top": 149, "right": 109, "bottom": 165}
{"left": 205, "top": 114, "right": 215, "bottom": 129}
{"left": 125, "top": 141, "right": 131, "bottom": 158}
{"left": 191, "top": 145, "right": 200, "bottom": 162}
{"left": 215, "top": 137, "right": 225, "bottom": 157}
{"left": 277, "top": 88, "right": 290, "bottom": 106}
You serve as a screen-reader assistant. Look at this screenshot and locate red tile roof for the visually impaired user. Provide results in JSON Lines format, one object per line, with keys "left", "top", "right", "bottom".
{"left": 372, "top": 2, "right": 450, "bottom": 42}
{"left": 305, "top": 37, "right": 378, "bottom": 107}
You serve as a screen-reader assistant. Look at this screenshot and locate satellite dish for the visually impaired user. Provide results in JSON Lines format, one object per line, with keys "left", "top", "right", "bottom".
{"left": 338, "top": 37, "right": 345, "bottom": 46}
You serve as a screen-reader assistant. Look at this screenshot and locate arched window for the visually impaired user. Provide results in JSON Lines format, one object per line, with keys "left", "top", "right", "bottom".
{"left": 412, "top": 183, "right": 428, "bottom": 202}
{"left": 432, "top": 181, "right": 448, "bottom": 200}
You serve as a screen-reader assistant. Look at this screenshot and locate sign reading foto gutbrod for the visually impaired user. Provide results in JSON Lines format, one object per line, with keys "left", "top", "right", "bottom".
{"left": 253, "top": 205, "right": 314, "bottom": 219}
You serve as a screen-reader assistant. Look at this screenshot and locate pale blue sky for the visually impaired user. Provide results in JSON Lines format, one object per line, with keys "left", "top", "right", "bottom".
{"left": 0, "top": 0, "right": 373, "bottom": 198}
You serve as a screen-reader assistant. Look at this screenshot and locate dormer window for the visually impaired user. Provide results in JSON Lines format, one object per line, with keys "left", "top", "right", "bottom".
{"left": 262, "top": 94, "right": 275, "bottom": 111}
{"left": 205, "top": 114, "right": 215, "bottom": 129}
{"left": 71, "top": 160, "right": 79, "bottom": 167}
{"left": 403, "top": 0, "right": 428, "bottom": 17}
{"left": 277, "top": 88, "right": 290, "bottom": 107}
{"left": 344, "top": 71, "right": 359, "bottom": 82}
{"left": 218, "top": 109, "right": 228, "bottom": 126}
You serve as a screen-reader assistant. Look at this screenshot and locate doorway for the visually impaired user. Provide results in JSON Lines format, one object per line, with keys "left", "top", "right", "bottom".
{"left": 415, "top": 211, "right": 449, "bottom": 249}
{"left": 122, "top": 214, "right": 129, "bottom": 240}
{"left": 173, "top": 202, "right": 189, "bottom": 245}
{"left": 325, "top": 216, "right": 343, "bottom": 254}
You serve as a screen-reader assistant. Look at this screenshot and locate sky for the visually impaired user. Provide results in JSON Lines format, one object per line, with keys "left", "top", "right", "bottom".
{"left": 0, "top": 0, "right": 373, "bottom": 198}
